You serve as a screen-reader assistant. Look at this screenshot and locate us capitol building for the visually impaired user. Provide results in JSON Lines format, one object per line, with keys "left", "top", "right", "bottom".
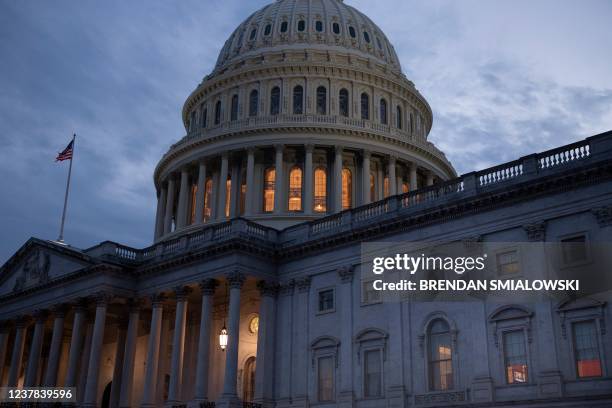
{"left": 1, "top": 0, "right": 611, "bottom": 407}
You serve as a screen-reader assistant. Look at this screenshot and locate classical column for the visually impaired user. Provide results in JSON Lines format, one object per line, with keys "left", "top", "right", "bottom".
{"left": 409, "top": 164, "right": 418, "bottom": 191}
{"left": 217, "top": 153, "right": 229, "bottom": 221}
{"left": 119, "top": 301, "right": 141, "bottom": 408}
{"left": 195, "top": 162, "right": 207, "bottom": 224}
{"left": 426, "top": 171, "right": 434, "bottom": 186}
{"left": 65, "top": 300, "right": 87, "bottom": 387}
{"left": 334, "top": 146, "right": 343, "bottom": 212}
{"left": 388, "top": 156, "right": 397, "bottom": 196}
{"left": 110, "top": 319, "right": 128, "bottom": 408}
{"left": 273, "top": 145, "right": 284, "bottom": 214}
{"left": 141, "top": 294, "right": 165, "bottom": 407}
{"left": 176, "top": 169, "right": 191, "bottom": 229}
{"left": 229, "top": 160, "right": 241, "bottom": 218}
{"left": 167, "top": 287, "right": 191, "bottom": 405}
{"left": 43, "top": 305, "right": 67, "bottom": 386}
{"left": 362, "top": 150, "right": 371, "bottom": 205}
{"left": 24, "top": 309, "right": 48, "bottom": 386}
{"left": 7, "top": 316, "right": 28, "bottom": 387}
{"left": 83, "top": 293, "right": 111, "bottom": 407}
{"left": 154, "top": 185, "right": 168, "bottom": 240}
{"left": 78, "top": 320, "right": 94, "bottom": 403}
{"left": 220, "top": 272, "right": 245, "bottom": 401}
{"left": 304, "top": 145, "right": 314, "bottom": 215}
{"left": 254, "top": 281, "right": 278, "bottom": 406}
{"left": 0, "top": 323, "right": 9, "bottom": 386}
{"left": 244, "top": 148, "right": 256, "bottom": 216}
{"left": 156, "top": 316, "right": 171, "bottom": 406}
{"left": 194, "top": 279, "right": 218, "bottom": 403}
{"left": 163, "top": 177, "right": 176, "bottom": 235}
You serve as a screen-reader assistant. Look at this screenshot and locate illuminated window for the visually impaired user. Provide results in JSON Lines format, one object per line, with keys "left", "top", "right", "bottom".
{"left": 573, "top": 321, "right": 602, "bottom": 378}
{"left": 317, "top": 86, "right": 327, "bottom": 115}
{"left": 503, "top": 330, "right": 528, "bottom": 384}
{"left": 270, "top": 87, "right": 281, "bottom": 115}
{"left": 225, "top": 178, "right": 231, "bottom": 218}
{"left": 369, "top": 173, "right": 376, "bottom": 202}
{"left": 402, "top": 182, "right": 409, "bottom": 193}
{"left": 288, "top": 166, "right": 303, "bottom": 211}
{"left": 339, "top": 89, "right": 349, "bottom": 117}
{"left": 383, "top": 176, "right": 389, "bottom": 198}
{"left": 361, "top": 93, "right": 369, "bottom": 120}
{"left": 263, "top": 168, "right": 275, "bottom": 212}
{"left": 429, "top": 319, "right": 453, "bottom": 391}
{"left": 293, "top": 85, "right": 304, "bottom": 114}
{"left": 203, "top": 178, "right": 212, "bottom": 221}
{"left": 249, "top": 89, "right": 259, "bottom": 117}
{"left": 342, "top": 168, "right": 352, "bottom": 210}
{"left": 230, "top": 94, "right": 239, "bottom": 121}
{"left": 314, "top": 167, "right": 327, "bottom": 213}
{"left": 240, "top": 171, "right": 246, "bottom": 215}
{"left": 189, "top": 184, "right": 197, "bottom": 224}
{"left": 380, "top": 99, "right": 388, "bottom": 125}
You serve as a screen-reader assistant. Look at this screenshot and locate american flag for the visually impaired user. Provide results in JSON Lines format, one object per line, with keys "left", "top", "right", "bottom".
{"left": 56, "top": 140, "right": 74, "bottom": 162}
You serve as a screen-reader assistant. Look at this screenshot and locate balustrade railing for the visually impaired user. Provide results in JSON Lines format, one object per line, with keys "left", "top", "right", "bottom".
{"left": 478, "top": 160, "right": 523, "bottom": 186}
{"left": 538, "top": 139, "right": 590, "bottom": 170}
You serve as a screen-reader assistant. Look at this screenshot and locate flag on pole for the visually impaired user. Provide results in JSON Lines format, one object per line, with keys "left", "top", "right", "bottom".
{"left": 56, "top": 140, "right": 74, "bottom": 162}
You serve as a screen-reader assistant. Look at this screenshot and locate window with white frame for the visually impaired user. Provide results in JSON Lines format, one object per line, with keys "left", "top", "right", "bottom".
{"left": 311, "top": 336, "right": 339, "bottom": 403}
{"left": 503, "top": 330, "right": 529, "bottom": 384}
{"left": 428, "top": 319, "right": 453, "bottom": 391}
{"left": 573, "top": 320, "right": 603, "bottom": 378}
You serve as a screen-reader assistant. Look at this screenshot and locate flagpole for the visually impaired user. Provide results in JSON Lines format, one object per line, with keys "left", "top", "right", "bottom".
{"left": 58, "top": 133, "right": 76, "bottom": 243}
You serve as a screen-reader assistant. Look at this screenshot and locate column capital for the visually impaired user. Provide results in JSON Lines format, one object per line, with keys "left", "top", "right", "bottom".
{"left": 247, "top": 146, "right": 257, "bottom": 155}
{"left": 32, "top": 309, "right": 49, "bottom": 323}
{"left": 221, "top": 151, "right": 229, "bottom": 160}
{"left": 149, "top": 293, "right": 167, "bottom": 307}
{"left": 93, "top": 291, "right": 113, "bottom": 307}
{"left": 200, "top": 278, "right": 219, "bottom": 296}
{"left": 274, "top": 144, "right": 284, "bottom": 153}
{"left": 335, "top": 145, "right": 344, "bottom": 154}
{"left": 174, "top": 286, "right": 193, "bottom": 301}
{"left": 363, "top": 149, "right": 371, "bottom": 159}
{"left": 14, "top": 315, "right": 31, "bottom": 328}
{"left": 305, "top": 144, "right": 315, "bottom": 153}
{"left": 127, "top": 298, "right": 144, "bottom": 313}
{"left": 337, "top": 265, "right": 355, "bottom": 283}
{"left": 0, "top": 321, "right": 10, "bottom": 333}
{"left": 592, "top": 205, "right": 612, "bottom": 227}
{"left": 295, "top": 276, "right": 312, "bottom": 293}
{"left": 388, "top": 155, "right": 397, "bottom": 165}
{"left": 257, "top": 280, "right": 279, "bottom": 298}
{"left": 226, "top": 271, "right": 246, "bottom": 289}
{"left": 72, "top": 297, "right": 90, "bottom": 313}
{"left": 51, "top": 304, "right": 69, "bottom": 318}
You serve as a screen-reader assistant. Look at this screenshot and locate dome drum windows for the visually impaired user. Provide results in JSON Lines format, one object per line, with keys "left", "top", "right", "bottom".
{"left": 280, "top": 21, "right": 289, "bottom": 33}
{"left": 315, "top": 20, "right": 324, "bottom": 33}
{"left": 314, "top": 167, "right": 327, "bottom": 213}
{"left": 263, "top": 167, "right": 276, "bottom": 213}
{"left": 249, "top": 28, "right": 257, "bottom": 41}
{"left": 396, "top": 106, "right": 402, "bottom": 129}
{"left": 332, "top": 22, "right": 341, "bottom": 35}
{"left": 230, "top": 94, "right": 239, "bottom": 121}
{"left": 214, "top": 100, "right": 222, "bottom": 125}
{"left": 361, "top": 93, "right": 370, "bottom": 120}
{"left": 348, "top": 26, "right": 357, "bottom": 39}
{"left": 288, "top": 166, "right": 303, "bottom": 211}
{"left": 270, "top": 86, "right": 281, "bottom": 115}
{"left": 339, "top": 89, "right": 349, "bottom": 117}
{"left": 298, "top": 20, "right": 306, "bottom": 32}
{"left": 264, "top": 23, "right": 272, "bottom": 36}
{"left": 379, "top": 99, "right": 388, "bottom": 125}
{"left": 249, "top": 89, "right": 259, "bottom": 117}
{"left": 316, "top": 86, "right": 327, "bottom": 115}
{"left": 293, "top": 85, "right": 304, "bottom": 115}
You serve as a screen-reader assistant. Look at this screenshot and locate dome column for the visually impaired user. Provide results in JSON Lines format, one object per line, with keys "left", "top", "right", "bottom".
{"left": 304, "top": 145, "right": 314, "bottom": 215}
{"left": 244, "top": 148, "right": 256, "bottom": 216}
{"left": 176, "top": 169, "right": 190, "bottom": 229}
{"left": 154, "top": 185, "right": 168, "bottom": 240}
{"left": 426, "top": 171, "right": 434, "bottom": 186}
{"left": 362, "top": 150, "right": 371, "bottom": 205}
{"left": 195, "top": 162, "right": 207, "bottom": 224}
{"left": 388, "top": 156, "right": 397, "bottom": 196}
{"left": 217, "top": 153, "right": 229, "bottom": 221}
{"left": 163, "top": 176, "right": 176, "bottom": 235}
{"left": 273, "top": 145, "right": 285, "bottom": 214}
{"left": 409, "top": 164, "right": 418, "bottom": 191}
{"left": 334, "top": 146, "right": 344, "bottom": 212}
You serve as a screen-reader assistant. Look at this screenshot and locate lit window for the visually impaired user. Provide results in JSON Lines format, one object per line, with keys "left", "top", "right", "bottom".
{"left": 339, "top": 89, "right": 349, "bottom": 117}
{"left": 402, "top": 182, "right": 409, "bottom": 193}
{"left": 298, "top": 20, "right": 306, "bottom": 32}
{"left": 318, "top": 356, "right": 334, "bottom": 402}
{"left": 332, "top": 22, "right": 340, "bottom": 34}
{"left": 288, "top": 166, "right": 303, "bottom": 211}
{"left": 361, "top": 93, "right": 369, "bottom": 120}
{"left": 203, "top": 179, "right": 212, "bottom": 221}
{"left": 573, "top": 321, "right": 602, "bottom": 378}
{"left": 214, "top": 100, "right": 222, "bottom": 125}
{"left": 503, "top": 330, "right": 528, "bottom": 384}
{"left": 364, "top": 349, "right": 382, "bottom": 398}
{"left": 230, "top": 94, "right": 239, "bottom": 121}
{"left": 314, "top": 167, "right": 327, "bottom": 213}
{"left": 293, "top": 85, "right": 304, "bottom": 114}
{"left": 270, "top": 87, "right": 281, "bottom": 115}
{"left": 190, "top": 184, "right": 197, "bottom": 224}
{"left": 429, "top": 319, "right": 453, "bottom": 391}
{"left": 497, "top": 251, "right": 520, "bottom": 276}
{"left": 249, "top": 90, "right": 259, "bottom": 117}
{"left": 280, "top": 21, "right": 288, "bottom": 33}
{"left": 342, "top": 168, "right": 352, "bottom": 210}
{"left": 316, "top": 86, "right": 327, "bottom": 115}
{"left": 396, "top": 106, "right": 402, "bottom": 129}
{"left": 263, "top": 168, "right": 275, "bottom": 212}
{"left": 240, "top": 172, "right": 246, "bottom": 215}
{"left": 380, "top": 99, "right": 387, "bottom": 125}
{"left": 561, "top": 235, "right": 588, "bottom": 264}
{"left": 225, "top": 178, "right": 231, "bottom": 218}
{"left": 318, "top": 289, "right": 334, "bottom": 312}
{"left": 369, "top": 173, "right": 376, "bottom": 202}
{"left": 315, "top": 20, "right": 323, "bottom": 32}
{"left": 383, "top": 177, "right": 389, "bottom": 198}
{"left": 348, "top": 26, "right": 356, "bottom": 38}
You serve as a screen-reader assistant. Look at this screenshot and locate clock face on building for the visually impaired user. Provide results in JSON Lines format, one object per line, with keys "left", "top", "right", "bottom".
{"left": 249, "top": 315, "right": 259, "bottom": 334}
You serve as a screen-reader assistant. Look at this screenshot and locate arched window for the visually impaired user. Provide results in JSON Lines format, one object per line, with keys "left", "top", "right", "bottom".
{"left": 249, "top": 28, "right": 257, "bottom": 41}
{"left": 396, "top": 106, "right": 402, "bottom": 129}
{"left": 214, "top": 100, "right": 222, "bottom": 125}
{"left": 280, "top": 21, "right": 288, "bottom": 33}
{"left": 369, "top": 173, "right": 376, "bottom": 202}
{"left": 201, "top": 107, "right": 208, "bottom": 128}
{"left": 225, "top": 177, "right": 231, "bottom": 218}
{"left": 339, "top": 89, "right": 349, "bottom": 117}
{"left": 342, "top": 168, "right": 352, "bottom": 210}
{"left": 230, "top": 94, "right": 239, "bottom": 121}
{"left": 315, "top": 20, "right": 324, "bottom": 32}
{"left": 428, "top": 319, "right": 453, "bottom": 391}
{"left": 361, "top": 93, "right": 370, "bottom": 120}
{"left": 348, "top": 26, "right": 356, "bottom": 38}
{"left": 264, "top": 24, "right": 272, "bottom": 36}
{"left": 263, "top": 168, "right": 275, "bottom": 212}
{"left": 316, "top": 86, "right": 327, "bottom": 115}
{"left": 332, "top": 23, "right": 340, "bottom": 35}
{"left": 288, "top": 166, "right": 303, "bottom": 211}
{"left": 314, "top": 167, "right": 327, "bottom": 213}
{"left": 203, "top": 178, "right": 213, "bottom": 221}
{"left": 298, "top": 20, "right": 306, "bottom": 32}
{"left": 363, "top": 31, "right": 371, "bottom": 43}
{"left": 293, "top": 85, "right": 304, "bottom": 114}
{"left": 270, "top": 87, "right": 281, "bottom": 115}
{"left": 380, "top": 99, "right": 388, "bottom": 125}
{"left": 249, "top": 89, "right": 259, "bottom": 117}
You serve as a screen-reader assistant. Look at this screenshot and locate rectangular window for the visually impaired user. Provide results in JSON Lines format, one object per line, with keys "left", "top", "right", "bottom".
{"left": 361, "top": 280, "right": 381, "bottom": 305}
{"left": 318, "top": 289, "right": 334, "bottom": 313}
{"left": 503, "top": 330, "right": 528, "bottom": 384}
{"left": 573, "top": 321, "right": 602, "bottom": 378}
{"left": 364, "top": 349, "right": 382, "bottom": 398}
{"left": 561, "top": 235, "right": 588, "bottom": 265}
{"left": 496, "top": 250, "right": 519, "bottom": 276}
{"left": 318, "top": 356, "right": 334, "bottom": 402}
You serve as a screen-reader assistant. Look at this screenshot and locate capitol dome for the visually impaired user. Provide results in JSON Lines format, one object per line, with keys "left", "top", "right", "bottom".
{"left": 152, "top": 0, "right": 456, "bottom": 241}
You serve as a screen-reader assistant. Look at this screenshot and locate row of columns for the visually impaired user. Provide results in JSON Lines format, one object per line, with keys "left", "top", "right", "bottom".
{"left": 154, "top": 145, "right": 438, "bottom": 239}
{"left": 0, "top": 274, "right": 276, "bottom": 407}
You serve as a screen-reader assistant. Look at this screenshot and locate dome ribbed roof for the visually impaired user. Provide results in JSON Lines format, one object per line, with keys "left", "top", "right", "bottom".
{"left": 214, "top": 0, "right": 401, "bottom": 72}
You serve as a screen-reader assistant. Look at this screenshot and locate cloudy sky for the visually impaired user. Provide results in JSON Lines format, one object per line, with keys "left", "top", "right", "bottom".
{"left": 1, "top": 0, "right": 611, "bottom": 263}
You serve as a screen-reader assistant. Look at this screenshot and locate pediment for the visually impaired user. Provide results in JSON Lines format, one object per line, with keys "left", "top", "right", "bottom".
{"left": 0, "top": 238, "right": 94, "bottom": 297}
{"left": 557, "top": 296, "right": 606, "bottom": 313}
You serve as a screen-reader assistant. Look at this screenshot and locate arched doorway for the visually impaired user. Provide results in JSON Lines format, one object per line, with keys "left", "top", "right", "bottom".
{"left": 101, "top": 381, "right": 112, "bottom": 408}
{"left": 242, "top": 356, "right": 256, "bottom": 402}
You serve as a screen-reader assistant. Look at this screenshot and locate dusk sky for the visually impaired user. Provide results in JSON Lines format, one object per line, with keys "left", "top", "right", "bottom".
{"left": 1, "top": 0, "right": 611, "bottom": 263}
